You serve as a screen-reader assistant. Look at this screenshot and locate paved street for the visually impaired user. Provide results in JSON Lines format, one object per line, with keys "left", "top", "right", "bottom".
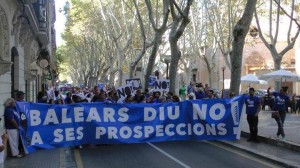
{"left": 5, "top": 142, "right": 281, "bottom": 168}
{"left": 76, "top": 141, "right": 280, "bottom": 168}
{"left": 4, "top": 110, "right": 300, "bottom": 168}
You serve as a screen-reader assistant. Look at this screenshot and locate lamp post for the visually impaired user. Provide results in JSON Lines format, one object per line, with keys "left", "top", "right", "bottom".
{"left": 30, "top": 69, "right": 38, "bottom": 102}
{"left": 162, "top": 55, "right": 171, "bottom": 79}
{"left": 221, "top": 65, "right": 226, "bottom": 98}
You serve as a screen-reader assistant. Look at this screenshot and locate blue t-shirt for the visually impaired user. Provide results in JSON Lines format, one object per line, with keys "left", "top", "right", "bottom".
{"left": 245, "top": 95, "right": 260, "bottom": 115}
{"left": 4, "top": 107, "right": 20, "bottom": 129}
{"left": 152, "top": 98, "right": 162, "bottom": 103}
{"left": 195, "top": 91, "right": 206, "bottom": 99}
{"left": 273, "top": 92, "right": 290, "bottom": 112}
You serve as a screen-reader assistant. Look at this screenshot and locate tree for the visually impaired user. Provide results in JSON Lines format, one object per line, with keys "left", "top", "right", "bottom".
{"left": 254, "top": 0, "right": 300, "bottom": 90}
{"left": 61, "top": 0, "right": 113, "bottom": 86}
{"left": 230, "top": 0, "right": 257, "bottom": 95}
{"left": 143, "top": 0, "right": 170, "bottom": 90}
{"left": 128, "top": 0, "right": 153, "bottom": 78}
{"left": 168, "top": 0, "right": 193, "bottom": 93}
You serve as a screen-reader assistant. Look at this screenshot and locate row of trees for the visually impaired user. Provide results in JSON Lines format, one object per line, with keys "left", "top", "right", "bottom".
{"left": 57, "top": 0, "right": 300, "bottom": 94}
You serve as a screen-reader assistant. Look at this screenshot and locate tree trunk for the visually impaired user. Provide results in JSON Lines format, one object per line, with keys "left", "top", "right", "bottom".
{"left": 169, "top": 41, "right": 181, "bottom": 93}
{"left": 273, "top": 55, "right": 282, "bottom": 90}
{"left": 230, "top": 0, "right": 257, "bottom": 95}
{"left": 168, "top": 0, "right": 193, "bottom": 93}
{"left": 144, "top": 33, "right": 164, "bottom": 90}
{"left": 109, "top": 71, "right": 116, "bottom": 87}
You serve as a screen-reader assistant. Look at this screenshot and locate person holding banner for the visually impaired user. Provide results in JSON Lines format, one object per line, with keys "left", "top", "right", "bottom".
{"left": 4, "top": 98, "right": 24, "bottom": 158}
{"left": 133, "top": 90, "right": 142, "bottom": 102}
{"left": 105, "top": 91, "right": 116, "bottom": 103}
{"left": 137, "top": 95, "right": 147, "bottom": 103}
{"left": 152, "top": 92, "right": 162, "bottom": 103}
{"left": 245, "top": 88, "right": 261, "bottom": 143}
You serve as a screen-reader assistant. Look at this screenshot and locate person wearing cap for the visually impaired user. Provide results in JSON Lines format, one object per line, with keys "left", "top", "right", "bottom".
{"left": 16, "top": 91, "right": 26, "bottom": 102}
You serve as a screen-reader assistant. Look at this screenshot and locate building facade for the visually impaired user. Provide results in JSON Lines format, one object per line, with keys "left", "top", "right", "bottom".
{"left": 0, "top": 0, "right": 57, "bottom": 134}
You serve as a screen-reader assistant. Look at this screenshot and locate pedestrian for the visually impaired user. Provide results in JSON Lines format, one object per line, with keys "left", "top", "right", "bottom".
{"left": 56, "top": 98, "right": 63, "bottom": 104}
{"left": 64, "top": 92, "right": 72, "bottom": 104}
{"left": 48, "top": 98, "right": 55, "bottom": 104}
{"left": 229, "top": 91, "right": 236, "bottom": 98}
{"left": 172, "top": 95, "right": 180, "bottom": 102}
{"left": 205, "top": 90, "right": 215, "bottom": 99}
{"left": 179, "top": 83, "right": 186, "bottom": 101}
{"left": 187, "top": 82, "right": 195, "bottom": 100}
{"left": 137, "top": 95, "right": 147, "bottom": 103}
{"left": 0, "top": 133, "right": 8, "bottom": 167}
{"left": 4, "top": 98, "right": 24, "bottom": 158}
{"left": 268, "top": 87, "right": 291, "bottom": 140}
{"left": 105, "top": 91, "right": 116, "bottom": 103}
{"left": 152, "top": 91, "right": 162, "bottom": 103}
{"left": 245, "top": 87, "right": 261, "bottom": 143}
{"left": 15, "top": 91, "right": 26, "bottom": 102}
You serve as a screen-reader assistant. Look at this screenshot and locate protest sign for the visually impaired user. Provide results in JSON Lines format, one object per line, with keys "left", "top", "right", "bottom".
{"left": 153, "top": 80, "right": 170, "bottom": 95}
{"left": 116, "top": 84, "right": 135, "bottom": 102}
{"left": 98, "top": 83, "right": 104, "bottom": 90}
{"left": 125, "top": 78, "right": 142, "bottom": 90}
{"left": 149, "top": 76, "right": 156, "bottom": 87}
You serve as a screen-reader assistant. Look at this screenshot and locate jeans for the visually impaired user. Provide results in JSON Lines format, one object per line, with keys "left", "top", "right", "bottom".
{"left": 275, "top": 111, "right": 286, "bottom": 137}
{"left": 247, "top": 115, "right": 258, "bottom": 140}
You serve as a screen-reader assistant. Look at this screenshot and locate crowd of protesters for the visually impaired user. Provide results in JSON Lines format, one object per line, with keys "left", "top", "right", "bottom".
{"left": 36, "top": 82, "right": 223, "bottom": 105}
{"left": 3, "top": 80, "right": 300, "bottom": 162}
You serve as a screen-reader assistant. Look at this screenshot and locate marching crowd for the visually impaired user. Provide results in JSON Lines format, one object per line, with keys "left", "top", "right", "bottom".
{"left": 1, "top": 81, "right": 299, "bottom": 166}
{"left": 36, "top": 82, "right": 222, "bottom": 105}
{"left": 0, "top": 82, "right": 220, "bottom": 164}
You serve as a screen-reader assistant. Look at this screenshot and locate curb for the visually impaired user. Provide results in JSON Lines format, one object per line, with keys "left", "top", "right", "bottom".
{"left": 241, "top": 131, "right": 300, "bottom": 152}
{"left": 219, "top": 140, "right": 300, "bottom": 168}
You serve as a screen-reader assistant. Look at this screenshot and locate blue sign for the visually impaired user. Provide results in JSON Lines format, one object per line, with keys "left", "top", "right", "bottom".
{"left": 125, "top": 78, "right": 142, "bottom": 90}
{"left": 16, "top": 95, "right": 245, "bottom": 153}
{"left": 149, "top": 76, "right": 156, "bottom": 87}
{"left": 98, "top": 83, "right": 104, "bottom": 90}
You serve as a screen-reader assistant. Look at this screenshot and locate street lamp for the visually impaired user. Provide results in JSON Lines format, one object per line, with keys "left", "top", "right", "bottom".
{"left": 162, "top": 55, "right": 171, "bottom": 79}
{"left": 221, "top": 65, "right": 226, "bottom": 98}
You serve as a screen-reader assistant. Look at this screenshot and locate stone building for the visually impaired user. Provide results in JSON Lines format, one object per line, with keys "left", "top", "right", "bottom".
{"left": 189, "top": 38, "right": 299, "bottom": 95}
{"left": 0, "top": 0, "right": 57, "bottom": 133}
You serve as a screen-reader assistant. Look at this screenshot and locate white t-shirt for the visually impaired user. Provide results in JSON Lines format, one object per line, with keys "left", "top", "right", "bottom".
{"left": 0, "top": 138, "right": 3, "bottom": 164}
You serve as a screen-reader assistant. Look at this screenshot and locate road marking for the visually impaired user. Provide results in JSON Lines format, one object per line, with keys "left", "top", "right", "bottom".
{"left": 205, "top": 141, "right": 282, "bottom": 168}
{"left": 74, "top": 149, "right": 84, "bottom": 168}
{"left": 147, "top": 142, "right": 191, "bottom": 168}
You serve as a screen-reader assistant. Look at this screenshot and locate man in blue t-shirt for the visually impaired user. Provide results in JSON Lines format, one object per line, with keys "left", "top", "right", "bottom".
{"left": 269, "top": 87, "right": 290, "bottom": 140}
{"left": 245, "top": 87, "right": 261, "bottom": 143}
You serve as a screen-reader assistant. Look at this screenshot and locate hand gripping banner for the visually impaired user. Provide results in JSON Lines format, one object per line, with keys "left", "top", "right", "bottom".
{"left": 16, "top": 95, "right": 246, "bottom": 153}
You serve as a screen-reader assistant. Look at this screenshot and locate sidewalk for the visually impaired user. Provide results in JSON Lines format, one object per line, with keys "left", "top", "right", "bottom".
{"left": 220, "top": 110, "right": 300, "bottom": 167}
{"left": 241, "top": 110, "right": 300, "bottom": 145}
{"left": 4, "top": 147, "right": 76, "bottom": 168}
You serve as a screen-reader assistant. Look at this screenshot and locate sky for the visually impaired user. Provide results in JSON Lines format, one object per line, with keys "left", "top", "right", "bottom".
{"left": 55, "top": 0, "right": 68, "bottom": 46}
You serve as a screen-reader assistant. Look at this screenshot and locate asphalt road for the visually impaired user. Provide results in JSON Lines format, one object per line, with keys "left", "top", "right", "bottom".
{"left": 75, "top": 141, "right": 282, "bottom": 168}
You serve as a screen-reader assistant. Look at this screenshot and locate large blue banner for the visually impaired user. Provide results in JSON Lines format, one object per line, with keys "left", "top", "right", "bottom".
{"left": 16, "top": 95, "right": 246, "bottom": 153}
